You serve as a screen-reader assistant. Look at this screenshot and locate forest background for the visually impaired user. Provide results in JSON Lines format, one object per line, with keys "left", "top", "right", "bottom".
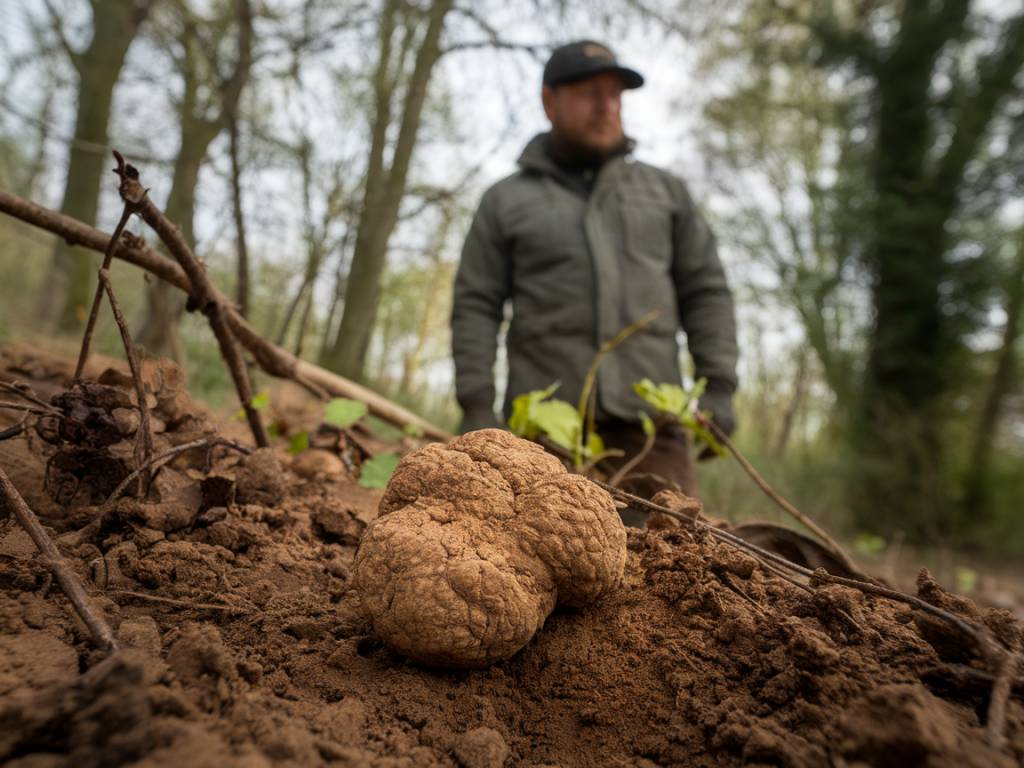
{"left": 0, "top": 0, "right": 1022, "bottom": 571}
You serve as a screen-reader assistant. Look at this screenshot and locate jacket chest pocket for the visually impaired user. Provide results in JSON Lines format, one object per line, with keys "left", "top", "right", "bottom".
{"left": 621, "top": 197, "right": 674, "bottom": 271}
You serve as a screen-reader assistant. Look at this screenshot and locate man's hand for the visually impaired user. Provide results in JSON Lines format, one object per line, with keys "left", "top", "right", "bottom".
{"left": 697, "top": 387, "right": 736, "bottom": 461}
{"left": 459, "top": 407, "right": 504, "bottom": 434}
{"left": 457, "top": 387, "right": 504, "bottom": 434}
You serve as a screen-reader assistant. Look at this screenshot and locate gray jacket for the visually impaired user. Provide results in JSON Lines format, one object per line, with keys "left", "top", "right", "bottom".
{"left": 452, "top": 133, "right": 738, "bottom": 425}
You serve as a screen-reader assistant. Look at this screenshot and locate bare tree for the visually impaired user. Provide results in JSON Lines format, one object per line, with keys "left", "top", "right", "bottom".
{"left": 41, "top": 0, "right": 156, "bottom": 331}
{"left": 322, "top": 0, "right": 454, "bottom": 380}
{"left": 134, "top": 0, "right": 253, "bottom": 360}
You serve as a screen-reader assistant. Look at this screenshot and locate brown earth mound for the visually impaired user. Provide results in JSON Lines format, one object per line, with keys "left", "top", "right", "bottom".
{"left": 0, "top": 349, "right": 1022, "bottom": 767}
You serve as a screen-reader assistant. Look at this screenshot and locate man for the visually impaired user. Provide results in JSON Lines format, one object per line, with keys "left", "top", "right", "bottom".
{"left": 451, "top": 40, "right": 738, "bottom": 502}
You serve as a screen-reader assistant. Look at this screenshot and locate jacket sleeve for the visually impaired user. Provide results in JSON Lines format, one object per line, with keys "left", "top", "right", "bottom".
{"left": 669, "top": 176, "right": 739, "bottom": 395}
{"left": 451, "top": 188, "right": 512, "bottom": 410}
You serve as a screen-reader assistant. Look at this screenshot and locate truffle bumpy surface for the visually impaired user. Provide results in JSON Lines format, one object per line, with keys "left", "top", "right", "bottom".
{"left": 351, "top": 429, "right": 627, "bottom": 667}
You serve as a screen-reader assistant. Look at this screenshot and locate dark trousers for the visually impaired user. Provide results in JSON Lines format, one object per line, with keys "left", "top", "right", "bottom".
{"left": 597, "top": 419, "right": 696, "bottom": 527}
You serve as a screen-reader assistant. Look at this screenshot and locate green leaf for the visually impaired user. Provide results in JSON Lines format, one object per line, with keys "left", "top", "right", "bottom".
{"left": 955, "top": 566, "right": 978, "bottom": 593}
{"left": 358, "top": 452, "right": 401, "bottom": 489}
{"left": 508, "top": 382, "right": 562, "bottom": 439}
{"left": 632, "top": 379, "right": 688, "bottom": 416}
{"left": 324, "top": 397, "right": 368, "bottom": 428}
{"left": 267, "top": 423, "right": 280, "bottom": 441}
{"left": 403, "top": 422, "right": 424, "bottom": 438}
{"left": 586, "top": 431, "right": 605, "bottom": 457}
{"left": 251, "top": 391, "right": 270, "bottom": 411}
{"left": 639, "top": 411, "right": 656, "bottom": 438}
{"left": 532, "top": 399, "right": 581, "bottom": 451}
{"left": 853, "top": 532, "right": 887, "bottom": 556}
{"left": 288, "top": 431, "right": 309, "bottom": 455}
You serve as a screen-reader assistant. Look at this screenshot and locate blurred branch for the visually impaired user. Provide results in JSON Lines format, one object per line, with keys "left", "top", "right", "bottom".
{"left": 40, "top": 0, "right": 84, "bottom": 73}
{"left": 0, "top": 188, "right": 452, "bottom": 441}
{"left": 932, "top": 12, "right": 1024, "bottom": 201}
{"left": 443, "top": 6, "right": 545, "bottom": 57}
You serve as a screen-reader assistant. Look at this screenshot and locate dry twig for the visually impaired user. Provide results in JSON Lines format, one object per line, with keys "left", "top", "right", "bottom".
{"left": 110, "top": 589, "right": 250, "bottom": 614}
{"left": 99, "top": 436, "right": 251, "bottom": 514}
{"left": 697, "top": 413, "right": 859, "bottom": 575}
{"left": 0, "top": 467, "right": 118, "bottom": 652}
{"left": 986, "top": 643, "right": 1019, "bottom": 751}
{"left": 109, "top": 152, "right": 269, "bottom": 448}
{"left": 73, "top": 155, "right": 158, "bottom": 493}
{"left": 606, "top": 417, "right": 660, "bottom": 487}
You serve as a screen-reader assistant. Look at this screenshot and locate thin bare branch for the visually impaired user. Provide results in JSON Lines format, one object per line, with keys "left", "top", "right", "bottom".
{"left": 112, "top": 152, "right": 269, "bottom": 448}
{"left": 100, "top": 436, "right": 252, "bottom": 514}
{"left": 0, "top": 467, "right": 118, "bottom": 653}
{"left": 696, "top": 412, "right": 860, "bottom": 575}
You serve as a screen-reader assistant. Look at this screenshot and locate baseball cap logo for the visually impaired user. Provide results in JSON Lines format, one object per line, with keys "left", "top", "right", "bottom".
{"left": 582, "top": 43, "right": 613, "bottom": 60}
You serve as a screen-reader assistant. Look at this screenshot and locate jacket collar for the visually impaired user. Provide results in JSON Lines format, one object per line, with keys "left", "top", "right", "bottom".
{"left": 517, "top": 132, "right": 635, "bottom": 180}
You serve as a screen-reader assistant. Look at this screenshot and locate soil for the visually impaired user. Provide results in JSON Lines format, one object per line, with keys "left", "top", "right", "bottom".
{"left": 0, "top": 344, "right": 1022, "bottom": 768}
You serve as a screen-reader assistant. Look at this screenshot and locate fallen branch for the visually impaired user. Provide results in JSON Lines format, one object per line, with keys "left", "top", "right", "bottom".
{"left": 99, "top": 436, "right": 252, "bottom": 514}
{"left": 0, "top": 187, "right": 450, "bottom": 441}
{"left": 697, "top": 412, "right": 859, "bottom": 576}
{"left": 0, "top": 466, "right": 118, "bottom": 653}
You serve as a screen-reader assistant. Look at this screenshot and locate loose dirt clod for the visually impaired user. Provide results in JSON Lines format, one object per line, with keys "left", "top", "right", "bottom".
{"left": 351, "top": 429, "right": 627, "bottom": 667}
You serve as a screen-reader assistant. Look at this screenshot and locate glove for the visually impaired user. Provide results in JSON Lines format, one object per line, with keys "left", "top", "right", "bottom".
{"left": 697, "top": 386, "right": 736, "bottom": 461}
{"left": 459, "top": 407, "right": 503, "bottom": 433}
{"left": 457, "top": 386, "right": 504, "bottom": 434}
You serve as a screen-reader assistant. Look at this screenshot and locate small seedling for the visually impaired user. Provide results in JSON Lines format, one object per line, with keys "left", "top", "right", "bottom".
{"left": 324, "top": 397, "right": 368, "bottom": 428}
{"left": 359, "top": 452, "right": 401, "bottom": 488}
{"left": 632, "top": 378, "right": 724, "bottom": 456}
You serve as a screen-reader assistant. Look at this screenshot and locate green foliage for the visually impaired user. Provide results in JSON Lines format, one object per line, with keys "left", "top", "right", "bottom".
{"left": 324, "top": 397, "right": 368, "bottom": 428}
{"left": 234, "top": 390, "right": 269, "bottom": 421}
{"left": 954, "top": 566, "right": 978, "bottom": 594}
{"left": 359, "top": 452, "right": 400, "bottom": 489}
{"left": 853, "top": 532, "right": 886, "bottom": 556}
{"left": 288, "top": 431, "right": 310, "bottom": 455}
{"left": 508, "top": 382, "right": 584, "bottom": 456}
{"left": 403, "top": 422, "right": 425, "bottom": 438}
{"left": 631, "top": 378, "right": 724, "bottom": 457}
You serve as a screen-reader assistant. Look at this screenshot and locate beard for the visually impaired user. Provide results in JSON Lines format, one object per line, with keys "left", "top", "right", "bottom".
{"left": 548, "top": 127, "right": 628, "bottom": 170}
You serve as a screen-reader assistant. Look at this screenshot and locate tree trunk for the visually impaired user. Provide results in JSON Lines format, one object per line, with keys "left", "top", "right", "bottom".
{"left": 851, "top": 5, "right": 1024, "bottom": 537}
{"left": 48, "top": 0, "right": 153, "bottom": 332}
{"left": 135, "top": 0, "right": 253, "bottom": 360}
{"left": 962, "top": 238, "right": 1024, "bottom": 519}
{"left": 324, "top": 0, "right": 452, "bottom": 380}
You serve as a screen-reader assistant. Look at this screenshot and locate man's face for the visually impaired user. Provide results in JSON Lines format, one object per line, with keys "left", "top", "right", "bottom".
{"left": 542, "top": 72, "right": 625, "bottom": 154}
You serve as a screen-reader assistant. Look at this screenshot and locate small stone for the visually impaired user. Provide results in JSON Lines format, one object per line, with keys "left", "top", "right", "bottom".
{"left": 453, "top": 727, "right": 509, "bottom": 768}
{"left": 236, "top": 448, "right": 286, "bottom": 506}
{"left": 291, "top": 449, "right": 346, "bottom": 479}
{"left": 111, "top": 407, "right": 140, "bottom": 436}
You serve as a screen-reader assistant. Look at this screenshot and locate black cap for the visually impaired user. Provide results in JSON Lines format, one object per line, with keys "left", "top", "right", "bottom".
{"left": 543, "top": 40, "right": 644, "bottom": 90}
